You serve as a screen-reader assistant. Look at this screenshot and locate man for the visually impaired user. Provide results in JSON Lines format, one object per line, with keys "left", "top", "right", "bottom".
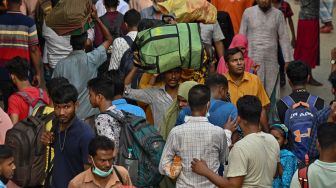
{"left": 291, "top": 122, "right": 336, "bottom": 187}
{"left": 124, "top": 65, "right": 182, "bottom": 129}
{"left": 319, "top": 0, "right": 334, "bottom": 33}
{"left": 0, "top": 145, "right": 15, "bottom": 188}
{"left": 240, "top": 0, "right": 293, "bottom": 97}
{"left": 5, "top": 57, "right": 50, "bottom": 124}
{"left": 205, "top": 73, "right": 230, "bottom": 102}
{"left": 41, "top": 84, "right": 95, "bottom": 188}
{"left": 0, "top": 0, "right": 41, "bottom": 111}
{"left": 140, "top": 0, "right": 164, "bottom": 20}
{"left": 294, "top": 0, "right": 322, "bottom": 85}
{"left": 87, "top": 77, "right": 123, "bottom": 148}
{"left": 159, "top": 85, "right": 228, "bottom": 188}
{"left": 69, "top": 136, "right": 132, "bottom": 187}
{"left": 52, "top": 6, "right": 113, "bottom": 120}
{"left": 109, "top": 9, "right": 141, "bottom": 70}
{"left": 276, "top": 61, "right": 325, "bottom": 124}
{"left": 224, "top": 48, "right": 270, "bottom": 132}
{"left": 210, "top": 0, "right": 254, "bottom": 34}
{"left": 191, "top": 95, "right": 280, "bottom": 188}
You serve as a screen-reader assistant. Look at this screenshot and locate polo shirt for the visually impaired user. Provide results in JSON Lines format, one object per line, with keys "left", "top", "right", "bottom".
{"left": 51, "top": 117, "right": 95, "bottom": 188}
{"left": 112, "top": 98, "right": 146, "bottom": 118}
{"left": 224, "top": 72, "right": 270, "bottom": 107}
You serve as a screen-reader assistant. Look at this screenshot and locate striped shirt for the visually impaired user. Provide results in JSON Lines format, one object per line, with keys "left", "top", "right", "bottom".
{"left": 0, "top": 11, "right": 38, "bottom": 67}
{"left": 159, "top": 116, "right": 228, "bottom": 188}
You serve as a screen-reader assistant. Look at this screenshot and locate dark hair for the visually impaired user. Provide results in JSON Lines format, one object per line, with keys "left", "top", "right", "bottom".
{"left": 46, "top": 77, "right": 69, "bottom": 96}
{"left": 0, "top": 145, "right": 13, "bottom": 160}
{"left": 286, "top": 61, "right": 309, "bottom": 86}
{"left": 318, "top": 122, "right": 336, "bottom": 150}
{"left": 103, "top": 70, "right": 125, "bottom": 96}
{"left": 51, "top": 83, "right": 78, "bottom": 104}
{"left": 70, "top": 32, "right": 88, "bottom": 50}
{"left": 88, "top": 136, "right": 115, "bottom": 156}
{"left": 237, "top": 95, "right": 262, "bottom": 124}
{"left": 138, "top": 19, "right": 164, "bottom": 32}
{"left": 87, "top": 77, "right": 115, "bottom": 100}
{"left": 124, "top": 9, "right": 141, "bottom": 28}
{"left": 205, "top": 73, "right": 228, "bottom": 89}
{"left": 224, "top": 47, "right": 243, "bottom": 63}
{"left": 328, "top": 71, "right": 336, "bottom": 89}
{"left": 103, "top": 0, "right": 119, "bottom": 8}
{"left": 5, "top": 56, "right": 29, "bottom": 81}
{"left": 188, "top": 85, "right": 211, "bottom": 111}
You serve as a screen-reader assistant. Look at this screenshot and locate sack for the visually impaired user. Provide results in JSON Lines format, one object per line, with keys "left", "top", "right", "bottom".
{"left": 16, "top": 88, "right": 48, "bottom": 116}
{"left": 45, "top": 0, "right": 92, "bottom": 35}
{"left": 134, "top": 23, "right": 204, "bottom": 74}
{"left": 103, "top": 110, "right": 165, "bottom": 187}
{"left": 157, "top": 0, "right": 217, "bottom": 24}
{"left": 5, "top": 106, "right": 56, "bottom": 187}
{"left": 283, "top": 95, "right": 318, "bottom": 162}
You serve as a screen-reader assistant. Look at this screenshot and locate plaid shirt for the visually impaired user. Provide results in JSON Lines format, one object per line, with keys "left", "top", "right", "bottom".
{"left": 159, "top": 116, "right": 228, "bottom": 188}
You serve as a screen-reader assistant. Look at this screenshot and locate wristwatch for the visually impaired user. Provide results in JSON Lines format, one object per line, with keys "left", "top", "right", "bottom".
{"left": 331, "top": 59, "right": 336, "bottom": 65}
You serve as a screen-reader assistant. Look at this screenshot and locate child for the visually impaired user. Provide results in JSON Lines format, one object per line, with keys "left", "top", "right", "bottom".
{"left": 271, "top": 124, "right": 298, "bottom": 188}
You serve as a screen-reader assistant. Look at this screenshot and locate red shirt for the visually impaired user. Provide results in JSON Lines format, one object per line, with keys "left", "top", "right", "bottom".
{"left": 7, "top": 87, "right": 50, "bottom": 121}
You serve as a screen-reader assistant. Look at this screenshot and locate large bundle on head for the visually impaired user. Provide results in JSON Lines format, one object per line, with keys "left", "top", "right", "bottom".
{"left": 45, "top": 0, "right": 93, "bottom": 35}
{"left": 157, "top": 0, "right": 217, "bottom": 24}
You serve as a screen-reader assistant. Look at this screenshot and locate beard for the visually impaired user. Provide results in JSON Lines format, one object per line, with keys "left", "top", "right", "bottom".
{"left": 258, "top": 5, "right": 271, "bottom": 12}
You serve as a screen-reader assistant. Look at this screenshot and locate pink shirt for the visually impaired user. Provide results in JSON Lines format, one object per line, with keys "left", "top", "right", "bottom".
{"left": 0, "top": 107, "right": 12, "bottom": 144}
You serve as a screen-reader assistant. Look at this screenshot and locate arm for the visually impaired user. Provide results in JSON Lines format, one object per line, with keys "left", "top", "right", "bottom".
{"left": 213, "top": 22, "right": 225, "bottom": 58}
{"left": 91, "top": 6, "right": 113, "bottom": 50}
{"left": 214, "top": 41, "right": 225, "bottom": 59}
{"left": 288, "top": 17, "right": 296, "bottom": 48}
{"left": 331, "top": 48, "right": 336, "bottom": 72}
{"left": 159, "top": 131, "right": 177, "bottom": 176}
{"left": 9, "top": 114, "right": 19, "bottom": 125}
{"left": 29, "top": 45, "right": 41, "bottom": 87}
{"left": 260, "top": 106, "right": 270, "bottom": 133}
{"left": 281, "top": 156, "right": 298, "bottom": 187}
{"left": 278, "top": 14, "right": 293, "bottom": 65}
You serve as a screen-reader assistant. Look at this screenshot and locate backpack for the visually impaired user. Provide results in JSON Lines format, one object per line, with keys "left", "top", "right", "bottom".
{"left": 5, "top": 106, "right": 56, "bottom": 187}
{"left": 298, "top": 154, "right": 310, "bottom": 188}
{"left": 282, "top": 95, "right": 318, "bottom": 162}
{"left": 16, "top": 88, "right": 48, "bottom": 116}
{"left": 102, "top": 110, "right": 165, "bottom": 187}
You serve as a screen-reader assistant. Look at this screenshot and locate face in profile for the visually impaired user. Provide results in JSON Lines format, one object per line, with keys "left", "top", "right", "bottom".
{"left": 0, "top": 157, "right": 15, "bottom": 180}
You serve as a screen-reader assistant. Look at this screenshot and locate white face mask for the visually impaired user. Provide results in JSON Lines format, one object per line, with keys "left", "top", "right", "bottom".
{"left": 91, "top": 157, "right": 113, "bottom": 178}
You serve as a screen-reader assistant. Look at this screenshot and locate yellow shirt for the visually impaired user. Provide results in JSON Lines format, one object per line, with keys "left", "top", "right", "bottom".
{"left": 225, "top": 72, "right": 270, "bottom": 107}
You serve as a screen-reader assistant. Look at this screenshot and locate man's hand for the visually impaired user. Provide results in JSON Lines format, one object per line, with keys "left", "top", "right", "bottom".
{"left": 91, "top": 5, "right": 99, "bottom": 21}
{"left": 224, "top": 116, "right": 238, "bottom": 132}
{"left": 41, "top": 131, "right": 54, "bottom": 146}
{"left": 191, "top": 158, "right": 211, "bottom": 176}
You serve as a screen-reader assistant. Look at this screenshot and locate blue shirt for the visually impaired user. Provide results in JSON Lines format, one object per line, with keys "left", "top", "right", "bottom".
{"left": 112, "top": 99, "right": 146, "bottom": 118}
{"left": 51, "top": 116, "right": 95, "bottom": 188}
{"left": 176, "top": 99, "right": 237, "bottom": 127}
{"left": 0, "top": 180, "right": 6, "bottom": 188}
{"left": 273, "top": 149, "right": 298, "bottom": 188}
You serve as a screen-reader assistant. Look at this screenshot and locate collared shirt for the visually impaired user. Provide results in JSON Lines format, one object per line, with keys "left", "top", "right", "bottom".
{"left": 112, "top": 99, "right": 146, "bottom": 118}
{"left": 140, "top": 6, "right": 163, "bottom": 20}
{"left": 51, "top": 117, "right": 95, "bottom": 188}
{"left": 225, "top": 72, "right": 270, "bottom": 107}
{"left": 109, "top": 31, "right": 138, "bottom": 70}
{"left": 52, "top": 45, "right": 107, "bottom": 119}
{"left": 124, "top": 85, "right": 173, "bottom": 129}
{"left": 0, "top": 180, "right": 6, "bottom": 188}
{"left": 69, "top": 166, "right": 132, "bottom": 188}
{"left": 159, "top": 116, "right": 228, "bottom": 188}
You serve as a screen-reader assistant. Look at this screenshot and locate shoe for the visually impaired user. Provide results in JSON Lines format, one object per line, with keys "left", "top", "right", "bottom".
{"left": 308, "top": 78, "right": 323, "bottom": 86}
{"left": 320, "top": 25, "right": 333, "bottom": 33}
{"left": 280, "top": 73, "right": 286, "bottom": 87}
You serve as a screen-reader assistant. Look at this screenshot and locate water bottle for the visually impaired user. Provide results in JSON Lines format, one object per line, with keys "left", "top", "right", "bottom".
{"left": 124, "top": 148, "right": 133, "bottom": 171}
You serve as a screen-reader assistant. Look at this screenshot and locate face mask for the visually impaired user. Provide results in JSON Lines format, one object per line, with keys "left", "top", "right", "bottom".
{"left": 91, "top": 157, "right": 113, "bottom": 177}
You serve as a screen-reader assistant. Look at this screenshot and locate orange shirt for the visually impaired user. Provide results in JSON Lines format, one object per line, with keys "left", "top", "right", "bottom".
{"left": 211, "top": 0, "right": 255, "bottom": 34}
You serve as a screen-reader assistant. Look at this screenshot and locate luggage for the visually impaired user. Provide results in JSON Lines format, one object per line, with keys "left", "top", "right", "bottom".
{"left": 45, "top": 0, "right": 92, "bottom": 35}
{"left": 5, "top": 106, "right": 55, "bottom": 187}
{"left": 282, "top": 95, "right": 318, "bottom": 162}
{"left": 134, "top": 23, "right": 204, "bottom": 74}
{"left": 103, "top": 110, "right": 165, "bottom": 187}
{"left": 157, "top": 0, "right": 217, "bottom": 24}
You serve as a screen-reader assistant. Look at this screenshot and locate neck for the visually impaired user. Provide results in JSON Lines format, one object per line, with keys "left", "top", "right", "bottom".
{"left": 191, "top": 111, "right": 206, "bottom": 117}
{"left": 165, "top": 84, "right": 178, "bottom": 99}
{"left": 92, "top": 171, "right": 110, "bottom": 186}
{"left": 113, "top": 95, "right": 123, "bottom": 100}
{"left": 8, "top": 5, "right": 21, "bottom": 12}
{"left": 128, "top": 27, "right": 138, "bottom": 32}
{"left": 106, "top": 7, "right": 117, "bottom": 12}
{"left": 98, "top": 101, "right": 112, "bottom": 112}
{"left": 292, "top": 85, "right": 306, "bottom": 91}
{"left": 319, "top": 149, "right": 336, "bottom": 163}
{"left": 60, "top": 121, "right": 72, "bottom": 131}
{"left": 242, "top": 123, "right": 260, "bottom": 136}
{"left": 229, "top": 72, "right": 244, "bottom": 82}
{"left": 17, "top": 81, "right": 32, "bottom": 90}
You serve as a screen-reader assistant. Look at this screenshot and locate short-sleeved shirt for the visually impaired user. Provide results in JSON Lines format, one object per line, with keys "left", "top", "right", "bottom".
{"left": 278, "top": 1, "right": 294, "bottom": 18}
{"left": 276, "top": 91, "right": 325, "bottom": 123}
{"left": 224, "top": 72, "right": 270, "bottom": 107}
{"left": 140, "top": 6, "right": 163, "bottom": 20}
{"left": 199, "top": 22, "right": 225, "bottom": 45}
{"left": 226, "top": 132, "right": 280, "bottom": 187}
{"left": 51, "top": 117, "right": 95, "bottom": 188}
{"left": 112, "top": 98, "right": 146, "bottom": 118}
{"left": 52, "top": 45, "right": 107, "bottom": 119}
{"left": 0, "top": 11, "right": 38, "bottom": 80}
{"left": 69, "top": 166, "right": 132, "bottom": 188}
{"left": 7, "top": 87, "right": 50, "bottom": 121}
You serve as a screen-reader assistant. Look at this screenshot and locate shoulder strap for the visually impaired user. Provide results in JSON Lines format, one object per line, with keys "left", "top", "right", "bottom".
{"left": 113, "top": 166, "right": 125, "bottom": 185}
{"left": 122, "top": 35, "right": 133, "bottom": 47}
{"left": 100, "top": 110, "right": 126, "bottom": 124}
{"left": 35, "top": 105, "right": 46, "bottom": 117}
{"left": 298, "top": 166, "right": 309, "bottom": 188}
{"left": 16, "top": 91, "right": 34, "bottom": 105}
{"left": 307, "top": 95, "right": 318, "bottom": 108}
{"left": 281, "top": 95, "right": 296, "bottom": 109}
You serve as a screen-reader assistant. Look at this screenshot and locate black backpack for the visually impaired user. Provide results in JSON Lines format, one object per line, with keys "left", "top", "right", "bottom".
{"left": 5, "top": 106, "right": 55, "bottom": 187}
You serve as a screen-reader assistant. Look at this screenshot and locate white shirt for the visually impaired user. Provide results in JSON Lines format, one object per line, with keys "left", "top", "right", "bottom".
{"left": 96, "top": 0, "right": 129, "bottom": 16}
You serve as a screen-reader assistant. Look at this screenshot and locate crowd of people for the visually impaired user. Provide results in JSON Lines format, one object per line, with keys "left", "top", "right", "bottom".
{"left": 0, "top": 0, "right": 336, "bottom": 187}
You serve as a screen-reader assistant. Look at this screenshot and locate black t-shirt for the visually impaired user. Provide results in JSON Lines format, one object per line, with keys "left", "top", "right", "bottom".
{"left": 276, "top": 91, "right": 325, "bottom": 123}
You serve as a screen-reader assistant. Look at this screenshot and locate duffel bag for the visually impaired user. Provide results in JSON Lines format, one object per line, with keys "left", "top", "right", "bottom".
{"left": 134, "top": 23, "right": 204, "bottom": 74}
